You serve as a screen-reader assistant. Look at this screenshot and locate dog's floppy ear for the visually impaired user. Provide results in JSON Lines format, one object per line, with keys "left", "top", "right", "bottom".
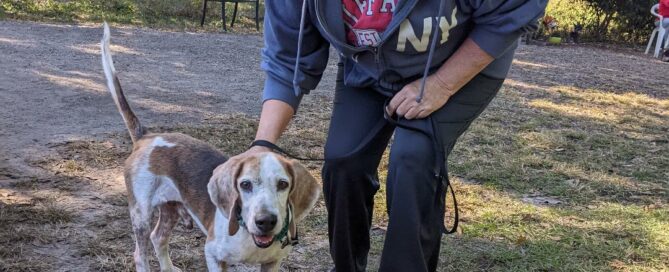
{"left": 208, "top": 157, "right": 244, "bottom": 236}
{"left": 285, "top": 159, "right": 321, "bottom": 238}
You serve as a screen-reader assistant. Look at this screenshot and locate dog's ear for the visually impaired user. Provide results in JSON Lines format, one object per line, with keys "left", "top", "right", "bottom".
{"left": 227, "top": 199, "right": 241, "bottom": 236}
{"left": 208, "top": 157, "right": 244, "bottom": 236}
{"left": 284, "top": 159, "right": 321, "bottom": 238}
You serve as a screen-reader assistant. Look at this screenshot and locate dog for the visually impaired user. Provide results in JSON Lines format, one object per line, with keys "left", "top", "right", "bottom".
{"left": 100, "top": 23, "right": 321, "bottom": 272}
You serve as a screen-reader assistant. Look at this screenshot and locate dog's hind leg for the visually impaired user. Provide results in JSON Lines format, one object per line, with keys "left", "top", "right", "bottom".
{"left": 151, "top": 202, "right": 182, "bottom": 272}
{"left": 130, "top": 202, "right": 153, "bottom": 272}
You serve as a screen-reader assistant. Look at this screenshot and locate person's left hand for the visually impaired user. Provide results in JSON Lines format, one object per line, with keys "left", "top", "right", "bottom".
{"left": 386, "top": 75, "right": 455, "bottom": 120}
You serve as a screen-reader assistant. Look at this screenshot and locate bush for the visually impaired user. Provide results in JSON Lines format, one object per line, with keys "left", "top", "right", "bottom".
{"left": 544, "top": 0, "right": 658, "bottom": 45}
{"left": 0, "top": 0, "right": 262, "bottom": 31}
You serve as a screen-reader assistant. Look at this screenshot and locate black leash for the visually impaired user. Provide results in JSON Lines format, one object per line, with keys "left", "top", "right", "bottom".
{"left": 443, "top": 182, "right": 459, "bottom": 234}
{"left": 250, "top": 140, "right": 325, "bottom": 162}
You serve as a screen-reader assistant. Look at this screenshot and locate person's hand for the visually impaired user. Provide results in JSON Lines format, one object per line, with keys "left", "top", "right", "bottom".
{"left": 386, "top": 75, "right": 456, "bottom": 120}
{"left": 229, "top": 144, "right": 272, "bottom": 160}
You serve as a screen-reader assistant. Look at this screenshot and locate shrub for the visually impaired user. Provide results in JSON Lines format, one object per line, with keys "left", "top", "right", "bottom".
{"left": 544, "top": 0, "right": 658, "bottom": 44}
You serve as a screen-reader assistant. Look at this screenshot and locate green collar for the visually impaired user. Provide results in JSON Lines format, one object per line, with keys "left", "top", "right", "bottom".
{"left": 273, "top": 209, "right": 291, "bottom": 242}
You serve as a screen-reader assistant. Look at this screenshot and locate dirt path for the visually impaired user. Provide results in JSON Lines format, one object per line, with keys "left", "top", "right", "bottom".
{"left": 0, "top": 20, "right": 336, "bottom": 163}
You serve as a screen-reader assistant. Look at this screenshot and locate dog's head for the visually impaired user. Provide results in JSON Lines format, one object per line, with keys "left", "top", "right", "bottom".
{"left": 208, "top": 152, "right": 320, "bottom": 248}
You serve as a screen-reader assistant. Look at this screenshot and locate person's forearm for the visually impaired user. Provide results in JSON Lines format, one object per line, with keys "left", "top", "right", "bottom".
{"left": 432, "top": 37, "right": 495, "bottom": 95}
{"left": 254, "top": 99, "right": 295, "bottom": 144}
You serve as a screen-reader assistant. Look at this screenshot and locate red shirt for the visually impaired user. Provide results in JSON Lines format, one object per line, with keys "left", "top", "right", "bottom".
{"left": 342, "top": 0, "right": 398, "bottom": 47}
{"left": 660, "top": 0, "right": 669, "bottom": 17}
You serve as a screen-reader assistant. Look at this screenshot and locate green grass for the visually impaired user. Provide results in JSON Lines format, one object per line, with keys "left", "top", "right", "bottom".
{"left": 430, "top": 82, "right": 669, "bottom": 271}
{"left": 1, "top": 0, "right": 263, "bottom": 32}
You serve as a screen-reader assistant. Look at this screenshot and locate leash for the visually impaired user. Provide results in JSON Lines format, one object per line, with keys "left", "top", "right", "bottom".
{"left": 382, "top": 100, "right": 460, "bottom": 234}
{"left": 250, "top": 140, "right": 325, "bottom": 162}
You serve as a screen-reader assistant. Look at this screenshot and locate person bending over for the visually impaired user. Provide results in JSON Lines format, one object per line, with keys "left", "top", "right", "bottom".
{"left": 231, "top": 0, "right": 547, "bottom": 271}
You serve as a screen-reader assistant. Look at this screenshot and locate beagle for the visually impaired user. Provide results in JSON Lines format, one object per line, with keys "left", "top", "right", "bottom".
{"left": 100, "top": 23, "right": 321, "bottom": 272}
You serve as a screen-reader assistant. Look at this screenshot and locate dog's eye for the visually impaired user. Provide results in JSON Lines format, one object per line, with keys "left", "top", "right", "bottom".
{"left": 277, "top": 179, "right": 289, "bottom": 191}
{"left": 239, "top": 180, "right": 253, "bottom": 192}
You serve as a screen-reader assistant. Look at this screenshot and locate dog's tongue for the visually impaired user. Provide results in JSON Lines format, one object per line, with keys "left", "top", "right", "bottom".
{"left": 255, "top": 235, "right": 273, "bottom": 244}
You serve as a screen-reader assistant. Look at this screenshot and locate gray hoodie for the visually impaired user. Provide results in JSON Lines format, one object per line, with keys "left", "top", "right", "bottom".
{"left": 260, "top": 0, "right": 548, "bottom": 110}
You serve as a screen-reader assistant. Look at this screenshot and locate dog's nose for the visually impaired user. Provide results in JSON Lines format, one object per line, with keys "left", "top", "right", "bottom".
{"left": 255, "top": 214, "right": 278, "bottom": 232}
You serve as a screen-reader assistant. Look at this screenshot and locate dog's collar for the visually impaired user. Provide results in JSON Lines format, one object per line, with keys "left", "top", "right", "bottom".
{"left": 274, "top": 205, "right": 292, "bottom": 245}
{"left": 235, "top": 205, "right": 299, "bottom": 249}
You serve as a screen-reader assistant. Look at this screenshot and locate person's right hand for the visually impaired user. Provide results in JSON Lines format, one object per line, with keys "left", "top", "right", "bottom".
{"left": 229, "top": 144, "right": 273, "bottom": 161}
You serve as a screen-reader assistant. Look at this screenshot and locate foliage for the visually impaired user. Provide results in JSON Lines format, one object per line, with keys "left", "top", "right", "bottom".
{"left": 0, "top": 0, "right": 262, "bottom": 31}
{"left": 544, "top": 0, "right": 658, "bottom": 44}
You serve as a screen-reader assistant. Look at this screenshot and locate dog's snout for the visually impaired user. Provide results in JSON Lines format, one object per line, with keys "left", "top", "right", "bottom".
{"left": 255, "top": 214, "right": 278, "bottom": 232}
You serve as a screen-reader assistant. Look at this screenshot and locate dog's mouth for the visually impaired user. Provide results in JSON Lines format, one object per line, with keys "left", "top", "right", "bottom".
{"left": 252, "top": 234, "right": 274, "bottom": 248}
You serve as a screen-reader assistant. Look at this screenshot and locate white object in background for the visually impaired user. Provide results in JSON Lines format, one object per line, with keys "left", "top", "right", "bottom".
{"left": 645, "top": 4, "right": 669, "bottom": 58}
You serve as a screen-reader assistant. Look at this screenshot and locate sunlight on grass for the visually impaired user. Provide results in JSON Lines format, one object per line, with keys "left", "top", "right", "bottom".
{"left": 530, "top": 86, "right": 668, "bottom": 128}
{"left": 436, "top": 182, "right": 669, "bottom": 271}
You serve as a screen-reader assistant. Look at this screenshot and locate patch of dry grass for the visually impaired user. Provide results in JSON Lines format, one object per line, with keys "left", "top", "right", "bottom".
{"left": 80, "top": 200, "right": 208, "bottom": 271}
{"left": 47, "top": 140, "right": 130, "bottom": 172}
{"left": 0, "top": 197, "right": 74, "bottom": 271}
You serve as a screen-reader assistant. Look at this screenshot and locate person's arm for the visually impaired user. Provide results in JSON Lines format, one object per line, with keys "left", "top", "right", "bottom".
{"left": 247, "top": 100, "right": 295, "bottom": 152}
{"left": 388, "top": 0, "right": 547, "bottom": 119}
{"left": 241, "top": 0, "right": 329, "bottom": 154}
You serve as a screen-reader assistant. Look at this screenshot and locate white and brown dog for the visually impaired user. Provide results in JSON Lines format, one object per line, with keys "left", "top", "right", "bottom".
{"left": 100, "top": 23, "right": 321, "bottom": 272}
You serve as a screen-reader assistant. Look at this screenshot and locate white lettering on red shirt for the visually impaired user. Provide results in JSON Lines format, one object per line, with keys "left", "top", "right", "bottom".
{"left": 342, "top": 0, "right": 398, "bottom": 47}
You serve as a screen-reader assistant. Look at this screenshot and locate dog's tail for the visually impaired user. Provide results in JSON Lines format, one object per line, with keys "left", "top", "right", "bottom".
{"left": 101, "top": 22, "right": 146, "bottom": 144}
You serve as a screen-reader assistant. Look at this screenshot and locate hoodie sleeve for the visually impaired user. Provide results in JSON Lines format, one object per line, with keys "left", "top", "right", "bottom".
{"left": 260, "top": 0, "right": 330, "bottom": 111}
{"left": 459, "top": 0, "right": 547, "bottom": 58}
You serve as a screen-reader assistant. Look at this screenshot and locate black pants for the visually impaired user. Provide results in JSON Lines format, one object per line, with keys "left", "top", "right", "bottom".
{"left": 322, "top": 66, "right": 504, "bottom": 272}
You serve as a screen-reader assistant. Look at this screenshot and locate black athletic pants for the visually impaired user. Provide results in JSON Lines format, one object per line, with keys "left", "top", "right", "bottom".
{"left": 322, "top": 65, "right": 504, "bottom": 272}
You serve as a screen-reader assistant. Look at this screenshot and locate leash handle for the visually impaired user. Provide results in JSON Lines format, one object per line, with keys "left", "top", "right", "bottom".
{"left": 443, "top": 181, "right": 459, "bottom": 234}
{"left": 383, "top": 99, "right": 460, "bottom": 234}
{"left": 250, "top": 140, "right": 324, "bottom": 161}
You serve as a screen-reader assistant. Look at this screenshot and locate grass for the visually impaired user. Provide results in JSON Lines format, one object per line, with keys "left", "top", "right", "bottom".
{"left": 80, "top": 197, "right": 208, "bottom": 271}
{"left": 0, "top": 197, "right": 74, "bottom": 271}
{"left": 425, "top": 70, "right": 667, "bottom": 270}
{"left": 1, "top": 0, "right": 263, "bottom": 32}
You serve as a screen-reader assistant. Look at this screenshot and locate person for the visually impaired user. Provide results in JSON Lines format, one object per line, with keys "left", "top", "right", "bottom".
{"left": 230, "top": 0, "right": 547, "bottom": 271}
{"left": 661, "top": 0, "right": 669, "bottom": 61}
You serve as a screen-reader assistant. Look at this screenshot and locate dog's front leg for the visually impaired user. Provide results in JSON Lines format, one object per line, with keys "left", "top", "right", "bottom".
{"left": 205, "top": 242, "right": 227, "bottom": 272}
{"left": 205, "top": 254, "right": 227, "bottom": 272}
{"left": 260, "top": 261, "right": 280, "bottom": 272}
